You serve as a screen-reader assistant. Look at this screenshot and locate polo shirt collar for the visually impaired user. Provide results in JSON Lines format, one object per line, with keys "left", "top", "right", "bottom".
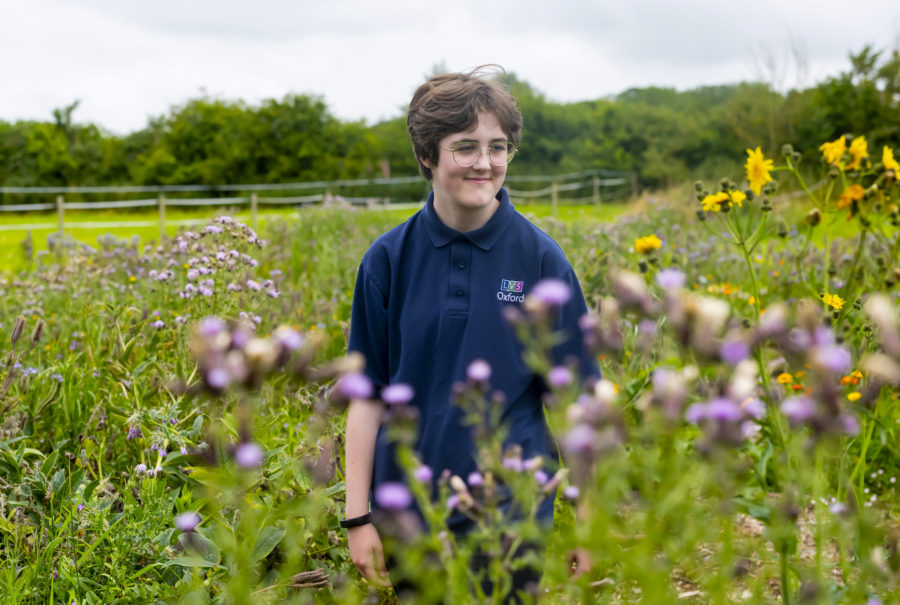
{"left": 423, "top": 187, "right": 515, "bottom": 251}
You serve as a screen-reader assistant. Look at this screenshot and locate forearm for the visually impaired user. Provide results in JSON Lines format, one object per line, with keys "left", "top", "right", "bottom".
{"left": 345, "top": 399, "right": 385, "bottom": 517}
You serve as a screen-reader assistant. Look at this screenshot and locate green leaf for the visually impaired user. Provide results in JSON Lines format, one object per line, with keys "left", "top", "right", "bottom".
{"left": 163, "top": 556, "right": 219, "bottom": 569}
{"left": 49, "top": 468, "right": 66, "bottom": 496}
{"left": 251, "top": 526, "right": 286, "bottom": 564}
{"left": 178, "top": 532, "right": 219, "bottom": 565}
{"left": 41, "top": 448, "right": 60, "bottom": 476}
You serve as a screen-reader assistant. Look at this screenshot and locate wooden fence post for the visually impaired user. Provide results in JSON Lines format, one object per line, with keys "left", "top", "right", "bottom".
{"left": 551, "top": 182, "right": 558, "bottom": 217}
{"left": 158, "top": 193, "right": 166, "bottom": 241}
{"left": 251, "top": 192, "right": 258, "bottom": 231}
{"left": 593, "top": 176, "right": 600, "bottom": 205}
{"left": 56, "top": 195, "right": 64, "bottom": 237}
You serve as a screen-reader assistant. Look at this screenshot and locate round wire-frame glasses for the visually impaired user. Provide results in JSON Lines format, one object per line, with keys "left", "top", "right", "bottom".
{"left": 439, "top": 141, "right": 518, "bottom": 167}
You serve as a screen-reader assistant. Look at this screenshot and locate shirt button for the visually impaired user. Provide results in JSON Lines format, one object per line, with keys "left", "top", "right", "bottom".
{"left": 457, "top": 261, "right": 465, "bottom": 269}
{"left": 456, "top": 289, "right": 464, "bottom": 296}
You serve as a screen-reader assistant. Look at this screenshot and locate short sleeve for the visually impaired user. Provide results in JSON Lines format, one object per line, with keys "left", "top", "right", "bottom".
{"left": 348, "top": 262, "right": 390, "bottom": 389}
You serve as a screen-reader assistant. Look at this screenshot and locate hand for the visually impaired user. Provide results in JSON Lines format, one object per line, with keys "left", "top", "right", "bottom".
{"left": 348, "top": 523, "right": 390, "bottom": 586}
{"left": 568, "top": 547, "right": 592, "bottom": 578}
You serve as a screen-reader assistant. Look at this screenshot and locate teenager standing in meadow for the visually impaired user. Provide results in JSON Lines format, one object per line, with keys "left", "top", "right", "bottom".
{"left": 343, "top": 66, "right": 597, "bottom": 602}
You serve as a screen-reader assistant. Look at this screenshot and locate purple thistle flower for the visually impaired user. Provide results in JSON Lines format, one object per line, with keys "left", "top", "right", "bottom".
{"left": 685, "top": 403, "right": 707, "bottom": 424}
{"left": 273, "top": 326, "right": 304, "bottom": 351}
{"left": 375, "top": 482, "right": 412, "bottom": 510}
{"left": 247, "top": 280, "right": 262, "bottom": 291}
{"left": 235, "top": 442, "right": 264, "bottom": 468}
{"left": 706, "top": 398, "right": 742, "bottom": 422}
{"left": 335, "top": 373, "right": 373, "bottom": 399}
{"left": 175, "top": 512, "right": 201, "bottom": 532}
{"left": 382, "top": 383, "right": 414, "bottom": 405}
{"left": 467, "top": 359, "right": 491, "bottom": 382}
{"left": 530, "top": 279, "right": 571, "bottom": 306}
{"left": 534, "top": 469, "right": 549, "bottom": 485}
{"left": 446, "top": 494, "right": 460, "bottom": 510}
{"left": 134, "top": 463, "right": 147, "bottom": 475}
{"left": 502, "top": 457, "right": 525, "bottom": 472}
{"left": 199, "top": 317, "right": 225, "bottom": 337}
{"left": 812, "top": 344, "right": 852, "bottom": 374}
{"left": 720, "top": 340, "right": 749, "bottom": 365}
{"left": 656, "top": 268, "right": 686, "bottom": 289}
{"left": 206, "top": 367, "right": 230, "bottom": 390}
{"left": 563, "top": 485, "right": 580, "bottom": 500}
{"left": 561, "top": 424, "right": 595, "bottom": 454}
{"left": 741, "top": 398, "right": 766, "bottom": 420}
{"left": 548, "top": 366, "right": 573, "bottom": 387}
{"left": 467, "top": 472, "right": 484, "bottom": 487}
{"left": 841, "top": 414, "right": 860, "bottom": 436}
{"left": 151, "top": 320, "right": 165, "bottom": 329}
{"left": 413, "top": 465, "right": 433, "bottom": 483}
{"left": 781, "top": 397, "right": 817, "bottom": 425}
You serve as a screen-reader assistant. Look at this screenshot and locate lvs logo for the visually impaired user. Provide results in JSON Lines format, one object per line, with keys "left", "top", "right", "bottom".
{"left": 497, "top": 279, "right": 525, "bottom": 302}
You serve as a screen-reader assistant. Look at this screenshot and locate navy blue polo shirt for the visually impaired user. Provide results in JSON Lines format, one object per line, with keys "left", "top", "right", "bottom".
{"left": 348, "top": 187, "right": 596, "bottom": 531}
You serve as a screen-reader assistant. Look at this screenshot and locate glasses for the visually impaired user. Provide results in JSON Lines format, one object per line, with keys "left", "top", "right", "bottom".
{"left": 439, "top": 141, "right": 518, "bottom": 167}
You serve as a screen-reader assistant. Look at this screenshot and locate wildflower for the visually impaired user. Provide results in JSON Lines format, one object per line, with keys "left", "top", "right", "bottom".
{"left": 846, "top": 135, "right": 868, "bottom": 171}
{"left": 701, "top": 191, "right": 729, "bottom": 212}
{"left": 175, "top": 512, "right": 201, "bottom": 532}
{"left": 822, "top": 292, "right": 845, "bottom": 310}
{"left": 447, "top": 494, "right": 460, "bottom": 510}
{"left": 837, "top": 184, "right": 864, "bottom": 210}
{"left": 375, "top": 482, "right": 413, "bottom": 510}
{"left": 729, "top": 189, "right": 747, "bottom": 207}
{"left": 273, "top": 326, "right": 304, "bottom": 351}
{"left": 656, "top": 268, "right": 686, "bottom": 289}
{"left": 382, "top": 383, "right": 414, "bottom": 405}
{"left": 134, "top": 463, "right": 147, "bottom": 475}
{"left": 883, "top": 146, "right": 899, "bottom": 173}
{"left": 781, "top": 396, "right": 817, "bottom": 426}
{"left": 529, "top": 279, "right": 572, "bottom": 306}
{"left": 502, "top": 456, "right": 525, "bottom": 472}
{"left": 820, "top": 136, "right": 847, "bottom": 166}
{"left": 466, "top": 359, "right": 491, "bottom": 382}
{"left": 247, "top": 280, "right": 262, "bottom": 291}
{"left": 150, "top": 320, "right": 165, "bottom": 329}
{"left": 548, "top": 366, "right": 573, "bottom": 387}
{"left": 847, "top": 392, "right": 861, "bottom": 402}
{"left": 563, "top": 485, "right": 580, "bottom": 499}
{"left": 334, "top": 372, "right": 373, "bottom": 399}
{"left": 235, "top": 442, "right": 265, "bottom": 468}
{"left": 206, "top": 367, "right": 230, "bottom": 390}
{"left": 720, "top": 340, "right": 749, "bottom": 365}
{"left": 777, "top": 373, "right": 794, "bottom": 385}
{"left": 745, "top": 147, "right": 774, "bottom": 195}
{"left": 811, "top": 344, "right": 852, "bottom": 374}
{"left": 534, "top": 469, "right": 549, "bottom": 485}
{"left": 633, "top": 234, "right": 662, "bottom": 254}
{"left": 413, "top": 465, "right": 433, "bottom": 483}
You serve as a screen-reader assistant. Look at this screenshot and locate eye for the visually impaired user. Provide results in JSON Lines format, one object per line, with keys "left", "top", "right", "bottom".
{"left": 453, "top": 143, "right": 477, "bottom": 153}
{"left": 490, "top": 143, "right": 509, "bottom": 153}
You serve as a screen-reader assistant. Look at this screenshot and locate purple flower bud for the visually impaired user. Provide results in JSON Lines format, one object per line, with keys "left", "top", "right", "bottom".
{"left": 381, "top": 383, "right": 414, "bottom": 405}
{"left": 534, "top": 469, "right": 549, "bottom": 485}
{"left": 706, "top": 398, "right": 742, "bottom": 422}
{"left": 335, "top": 372, "right": 373, "bottom": 399}
{"left": 719, "top": 340, "right": 749, "bottom": 365}
{"left": 206, "top": 367, "right": 230, "bottom": 390}
{"left": 781, "top": 397, "right": 816, "bottom": 425}
{"left": 655, "top": 268, "right": 686, "bottom": 289}
{"left": 446, "top": 494, "right": 460, "bottom": 510}
{"left": 413, "top": 465, "right": 433, "bottom": 483}
{"left": 563, "top": 485, "right": 580, "bottom": 500}
{"left": 502, "top": 457, "right": 524, "bottom": 472}
{"left": 375, "top": 482, "right": 412, "bottom": 510}
{"left": 235, "top": 442, "right": 264, "bottom": 468}
{"left": 467, "top": 472, "right": 484, "bottom": 487}
{"left": 77, "top": 504, "right": 84, "bottom": 512}
{"left": 530, "top": 279, "right": 571, "bottom": 306}
{"left": 151, "top": 320, "right": 165, "bottom": 329}
{"left": 134, "top": 463, "right": 147, "bottom": 475}
{"left": 467, "top": 359, "right": 491, "bottom": 382}
{"left": 548, "top": 366, "right": 573, "bottom": 388}
{"left": 175, "top": 512, "right": 201, "bottom": 532}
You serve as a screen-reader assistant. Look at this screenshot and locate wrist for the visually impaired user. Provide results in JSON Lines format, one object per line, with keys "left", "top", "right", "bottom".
{"left": 340, "top": 512, "right": 372, "bottom": 529}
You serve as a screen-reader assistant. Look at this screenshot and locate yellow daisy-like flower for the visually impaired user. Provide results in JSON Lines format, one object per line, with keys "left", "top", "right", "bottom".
{"left": 846, "top": 136, "right": 868, "bottom": 171}
{"left": 820, "top": 136, "right": 846, "bottom": 166}
{"left": 884, "top": 146, "right": 900, "bottom": 173}
{"left": 836, "top": 184, "right": 864, "bottom": 210}
{"left": 847, "top": 392, "right": 861, "bottom": 402}
{"left": 700, "top": 191, "right": 728, "bottom": 212}
{"left": 745, "top": 147, "right": 774, "bottom": 195}
{"left": 777, "top": 372, "right": 794, "bottom": 384}
{"left": 634, "top": 234, "right": 662, "bottom": 254}
{"left": 822, "top": 292, "right": 845, "bottom": 310}
{"left": 729, "top": 190, "right": 747, "bottom": 208}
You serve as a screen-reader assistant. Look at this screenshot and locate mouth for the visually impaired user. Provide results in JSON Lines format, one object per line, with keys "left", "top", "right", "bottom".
{"left": 465, "top": 177, "right": 491, "bottom": 185}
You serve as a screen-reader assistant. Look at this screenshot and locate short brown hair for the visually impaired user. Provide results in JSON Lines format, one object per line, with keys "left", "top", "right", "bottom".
{"left": 407, "top": 66, "right": 523, "bottom": 181}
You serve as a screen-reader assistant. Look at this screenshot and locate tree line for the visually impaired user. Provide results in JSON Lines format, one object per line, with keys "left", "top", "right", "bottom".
{"left": 1, "top": 45, "right": 898, "bottom": 204}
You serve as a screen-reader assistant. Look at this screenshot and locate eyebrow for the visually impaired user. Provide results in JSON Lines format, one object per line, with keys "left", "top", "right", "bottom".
{"left": 452, "top": 138, "right": 509, "bottom": 144}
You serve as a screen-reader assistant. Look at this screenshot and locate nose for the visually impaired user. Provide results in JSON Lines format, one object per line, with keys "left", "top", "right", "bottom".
{"left": 472, "top": 148, "right": 492, "bottom": 170}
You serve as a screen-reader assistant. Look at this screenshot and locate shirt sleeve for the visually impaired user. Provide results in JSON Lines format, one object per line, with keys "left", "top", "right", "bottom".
{"left": 348, "top": 259, "right": 390, "bottom": 389}
{"left": 542, "top": 252, "right": 600, "bottom": 382}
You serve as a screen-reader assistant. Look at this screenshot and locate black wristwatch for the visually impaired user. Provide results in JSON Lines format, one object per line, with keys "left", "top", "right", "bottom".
{"left": 339, "top": 513, "right": 372, "bottom": 529}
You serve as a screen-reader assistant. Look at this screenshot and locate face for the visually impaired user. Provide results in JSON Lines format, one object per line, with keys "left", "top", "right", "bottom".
{"left": 424, "top": 111, "right": 509, "bottom": 228}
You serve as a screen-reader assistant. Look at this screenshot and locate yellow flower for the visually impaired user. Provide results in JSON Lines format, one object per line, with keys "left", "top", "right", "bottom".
{"left": 729, "top": 190, "right": 746, "bottom": 208}
{"left": 847, "top": 392, "right": 861, "bottom": 402}
{"left": 820, "top": 136, "right": 846, "bottom": 166}
{"left": 822, "top": 292, "right": 845, "bottom": 310}
{"left": 700, "top": 191, "right": 730, "bottom": 212}
{"left": 836, "top": 184, "right": 864, "bottom": 210}
{"left": 634, "top": 234, "right": 662, "bottom": 254}
{"left": 846, "top": 136, "right": 868, "bottom": 171}
{"left": 884, "top": 146, "right": 900, "bottom": 173}
{"left": 777, "top": 372, "right": 793, "bottom": 384}
{"left": 745, "top": 147, "right": 774, "bottom": 195}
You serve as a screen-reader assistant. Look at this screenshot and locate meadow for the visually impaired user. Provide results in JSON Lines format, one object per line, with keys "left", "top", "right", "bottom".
{"left": 1, "top": 137, "right": 900, "bottom": 604}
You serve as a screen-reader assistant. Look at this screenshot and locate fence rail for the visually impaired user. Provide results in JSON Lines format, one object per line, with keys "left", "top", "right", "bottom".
{"left": 0, "top": 169, "right": 634, "bottom": 237}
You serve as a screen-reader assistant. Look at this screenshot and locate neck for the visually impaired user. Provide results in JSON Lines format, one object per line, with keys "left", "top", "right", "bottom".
{"left": 432, "top": 195, "right": 500, "bottom": 233}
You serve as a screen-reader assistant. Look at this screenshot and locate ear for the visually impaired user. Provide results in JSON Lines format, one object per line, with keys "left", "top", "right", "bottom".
{"left": 420, "top": 156, "right": 434, "bottom": 170}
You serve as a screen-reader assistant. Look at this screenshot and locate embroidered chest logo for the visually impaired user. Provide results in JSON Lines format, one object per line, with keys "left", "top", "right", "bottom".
{"left": 497, "top": 279, "right": 525, "bottom": 302}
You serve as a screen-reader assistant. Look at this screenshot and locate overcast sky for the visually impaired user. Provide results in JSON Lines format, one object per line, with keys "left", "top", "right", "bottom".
{"left": 2, "top": 0, "right": 898, "bottom": 135}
